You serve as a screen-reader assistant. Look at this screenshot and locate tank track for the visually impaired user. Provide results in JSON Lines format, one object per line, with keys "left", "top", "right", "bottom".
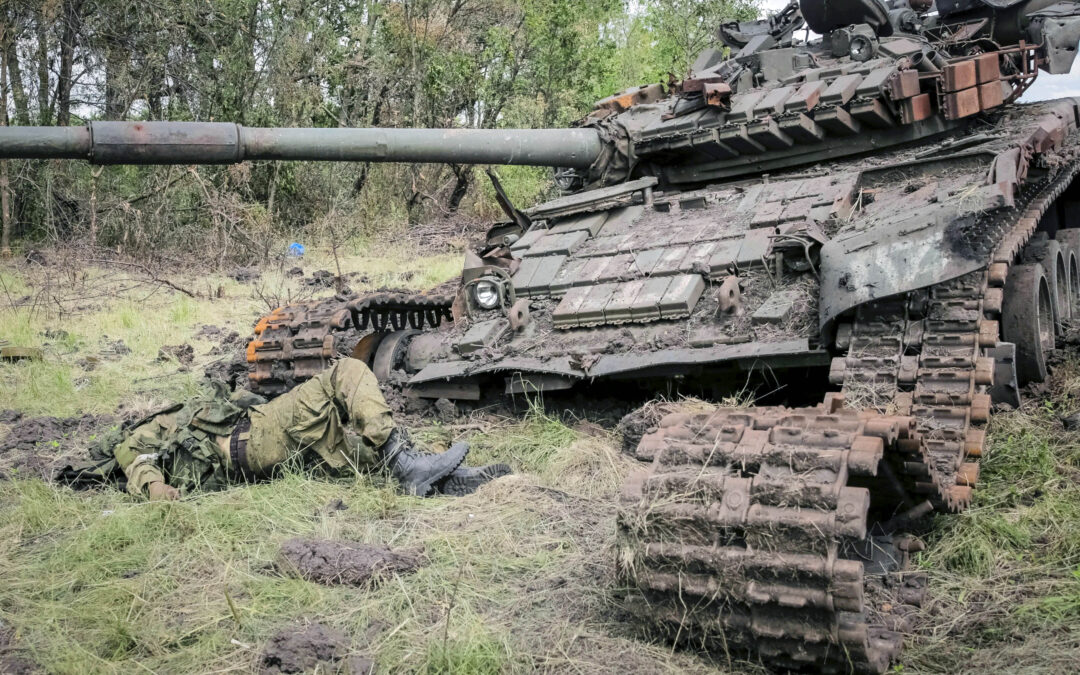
{"left": 247, "top": 291, "right": 454, "bottom": 395}
{"left": 617, "top": 402, "right": 928, "bottom": 673}
{"left": 617, "top": 158, "right": 1080, "bottom": 672}
{"left": 831, "top": 271, "right": 992, "bottom": 513}
{"left": 831, "top": 162, "right": 1080, "bottom": 514}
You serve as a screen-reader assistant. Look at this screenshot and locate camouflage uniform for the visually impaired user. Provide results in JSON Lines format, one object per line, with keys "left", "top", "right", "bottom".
{"left": 110, "top": 358, "right": 394, "bottom": 497}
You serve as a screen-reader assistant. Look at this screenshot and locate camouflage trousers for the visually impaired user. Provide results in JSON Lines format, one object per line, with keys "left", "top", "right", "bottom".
{"left": 111, "top": 358, "right": 395, "bottom": 497}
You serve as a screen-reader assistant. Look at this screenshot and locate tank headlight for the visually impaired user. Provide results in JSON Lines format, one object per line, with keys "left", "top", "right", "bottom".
{"left": 473, "top": 279, "right": 501, "bottom": 309}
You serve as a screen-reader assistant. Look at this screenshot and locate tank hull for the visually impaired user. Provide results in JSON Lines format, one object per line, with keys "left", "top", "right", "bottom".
{"left": 245, "top": 96, "right": 1080, "bottom": 673}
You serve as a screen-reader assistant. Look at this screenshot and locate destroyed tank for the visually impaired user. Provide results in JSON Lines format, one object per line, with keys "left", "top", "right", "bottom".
{"left": 6, "top": 0, "right": 1080, "bottom": 669}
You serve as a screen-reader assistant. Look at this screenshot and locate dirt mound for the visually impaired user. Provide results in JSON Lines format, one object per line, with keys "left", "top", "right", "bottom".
{"left": 259, "top": 622, "right": 374, "bottom": 674}
{"left": 279, "top": 538, "right": 421, "bottom": 587}
{"left": 230, "top": 266, "right": 261, "bottom": 283}
{"left": 158, "top": 344, "right": 195, "bottom": 365}
{"left": 198, "top": 326, "right": 249, "bottom": 389}
{"left": 301, "top": 269, "right": 337, "bottom": 288}
{"left": 0, "top": 413, "right": 114, "bottom": 479}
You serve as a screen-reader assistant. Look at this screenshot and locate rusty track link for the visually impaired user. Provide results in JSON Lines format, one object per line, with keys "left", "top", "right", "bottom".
{"left": 617, "top": 402, "right": 928, "bottom": 673}
{"left": 246, "top": 291, "right": 454, "bottom": 395}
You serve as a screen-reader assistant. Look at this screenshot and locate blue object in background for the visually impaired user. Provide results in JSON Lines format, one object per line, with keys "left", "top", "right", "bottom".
{"left": 288, "top": 242, "right": 305, "bottom": 257}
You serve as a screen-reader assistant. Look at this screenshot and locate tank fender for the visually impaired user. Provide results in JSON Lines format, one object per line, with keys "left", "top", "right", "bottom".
{"left": 820, "top": 100, "right": 1080, "bottom": 337}
{"left": 819, "top": 206, "right": 984, "bottom": 334}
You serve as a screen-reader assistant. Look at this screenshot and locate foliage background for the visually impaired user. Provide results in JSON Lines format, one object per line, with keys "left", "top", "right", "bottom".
{"left": 0, "top": 0, "right": 758, "bottom": 260}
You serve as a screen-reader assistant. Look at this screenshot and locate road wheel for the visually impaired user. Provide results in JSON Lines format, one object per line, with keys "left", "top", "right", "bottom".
{"left": 1055, "top": 229, "right": 1080, "bottom": 322}
{"left": 1021, "top": 239, "right": 1067, "bottom": 334}
{"left": 372, "top": 329, "right": 421, "bottom": 380}
{"left": 1002, "top": 263, "right": 1053, "bottom": 385}
{"left": 1064, "top": 250, "right": 1080, "bottom": 325}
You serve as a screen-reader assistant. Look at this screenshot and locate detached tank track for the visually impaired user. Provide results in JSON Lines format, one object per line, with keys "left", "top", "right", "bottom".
{"left": 617, "top": 404, "right": 928, "bottom": 673}
{"left": 247, "top": 291, "right": 454, "bottom": 395}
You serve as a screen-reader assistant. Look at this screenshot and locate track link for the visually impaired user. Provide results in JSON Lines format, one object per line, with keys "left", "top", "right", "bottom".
{"left": 617, "top": 402, "right": 927, "bottom": 673}
{"left": 247, "top": 291, "right": 454, "bottom": 395}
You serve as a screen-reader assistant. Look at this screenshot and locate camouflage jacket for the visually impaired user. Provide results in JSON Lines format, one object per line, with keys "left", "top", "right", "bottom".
{"left": 59, "top": 381, "right": 264, "bottom": 494}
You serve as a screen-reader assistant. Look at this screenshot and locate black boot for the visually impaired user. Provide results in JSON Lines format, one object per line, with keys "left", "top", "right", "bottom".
{"left": 435, "top": 464, "right": 513, "bottom": 497}
{"left": 380, "top": 428, "right": 469, "bottom": 496}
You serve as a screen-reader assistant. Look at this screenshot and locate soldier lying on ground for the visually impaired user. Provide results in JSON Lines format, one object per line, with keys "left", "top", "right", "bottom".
{"left": 60, "top": 358, "right": 509, "bottom": 499}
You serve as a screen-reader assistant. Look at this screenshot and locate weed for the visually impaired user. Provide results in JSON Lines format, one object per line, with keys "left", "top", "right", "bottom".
{"left": 905, "top": 359, "right": 1080, "bottom": 671}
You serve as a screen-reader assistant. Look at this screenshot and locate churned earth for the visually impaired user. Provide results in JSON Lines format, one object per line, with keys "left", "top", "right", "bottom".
{"left": 2, "top": 237, "right": 1080, "bottom": 673}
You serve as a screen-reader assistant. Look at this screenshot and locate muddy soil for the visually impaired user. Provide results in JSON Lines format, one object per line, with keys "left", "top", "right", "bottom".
{"left": 259, "top": 622, "right": 374, "bottom": 674}
{"left": 158, "top": 343, "right": 195, "bottom": 365}
{"left": 199, "top": 325, "right": 249, "bottom": 389}
{"left": 0, "top": 412, "right": 114, "bottom": 479}
{"left": 279, "top": 538, "right": 421, "bottom": 587}
{"left": 0, "top": 621, "right": 37, "bottom": 675}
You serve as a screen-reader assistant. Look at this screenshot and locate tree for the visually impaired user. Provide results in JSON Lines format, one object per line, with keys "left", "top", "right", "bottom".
{"left": 0, "top": 0, "right": 763, "bottom": 257}
{"left": 639, "top": 0, "right": 759, "bottom": 81}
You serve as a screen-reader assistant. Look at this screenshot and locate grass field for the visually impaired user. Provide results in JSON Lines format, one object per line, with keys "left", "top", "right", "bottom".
{"left": 2, "top": 247, "right": 1080, "bottom": 674}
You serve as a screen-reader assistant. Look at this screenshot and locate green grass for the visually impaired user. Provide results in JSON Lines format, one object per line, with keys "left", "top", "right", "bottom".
{"left": 0, "top": 252, "right": 717, "bottom": 674}
{"left": 0, "top": 415, "right": 712, "bottom": 674}
{"left": 7, "top": 247, "right": 1080, "bottom": 673}
{"left": 904, "top": 360, "right": 1080, "bottom": 672}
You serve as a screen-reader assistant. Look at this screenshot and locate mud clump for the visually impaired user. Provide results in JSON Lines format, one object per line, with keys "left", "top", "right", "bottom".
{"left": 101, "top": 338, "right": 131, "bottom": 359}
{"left": 301, "top": 270, "right": 369, "bottom": 293}
{"left": 0, "top": 413, "right": 114, "bottom": 478}
{"left": 230, "top": 266, "right": 261, "bottom": 283}
{"left": 279, "top": 538, "right": 421, "bottom": 587}
{"left": 434, "top": 398, "right": 457, "bottom": 421}
{"left": 301, "top": 269, "right": 336, "bottom": 288}
{"left": 259, "top": 622, "right": 374, "bottom": 674}
{"left": 158, "top": 343, "right": 195, "bottom": 365}
{"left": 199, "top": 326, "right": 248, "bottom": 389}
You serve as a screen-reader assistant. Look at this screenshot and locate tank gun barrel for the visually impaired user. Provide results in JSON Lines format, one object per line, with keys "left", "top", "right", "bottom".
{"left": 0, "top": 121, "right": 604, "bottom": 169}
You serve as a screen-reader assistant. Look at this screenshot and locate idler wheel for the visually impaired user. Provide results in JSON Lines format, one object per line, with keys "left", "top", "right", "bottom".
{"left": 372, "top": 329, "right": 421, "bottom": 380}
{"left": 1021, "top": 239, "right": 1068, "bottom": 333}
{"left": 351, "top": 331, "right": 388, "bottom": 367}
{"left": 1002, "top": 263, "right": 1054, "bottom": 385}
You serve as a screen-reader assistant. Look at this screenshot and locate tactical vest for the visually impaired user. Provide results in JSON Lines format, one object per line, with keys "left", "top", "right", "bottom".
{"left": 59, "top": 382, "right": 262, "bottom": 491}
